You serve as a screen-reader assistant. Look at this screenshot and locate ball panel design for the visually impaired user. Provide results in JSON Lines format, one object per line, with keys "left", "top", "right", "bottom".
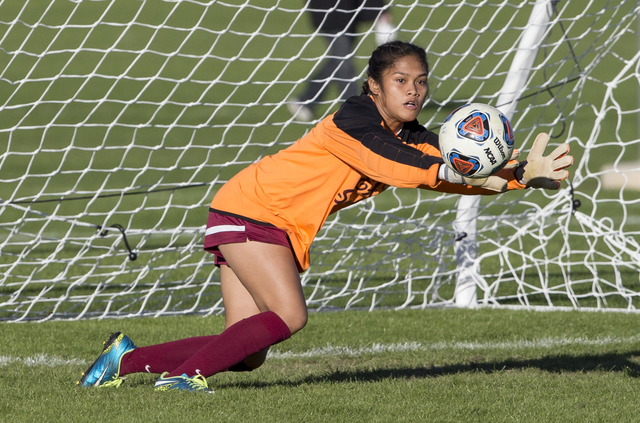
{"left": 501, "top": 114, "right": 515, "bottom": 147}
{"left": 448, "top": 149, "right": 483, "bottom": 176}
{"left": 457, "top": 111, "right": 490, "bottom": 142}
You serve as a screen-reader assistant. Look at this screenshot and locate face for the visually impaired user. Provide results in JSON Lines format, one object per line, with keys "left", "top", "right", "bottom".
{"left": 368, "top": 55, "right": 429, "bottom": 133}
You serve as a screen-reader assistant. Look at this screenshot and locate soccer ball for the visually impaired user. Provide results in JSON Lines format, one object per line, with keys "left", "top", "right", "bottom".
{"left": 439, "top": 103, "right": 515, "bottom": 179}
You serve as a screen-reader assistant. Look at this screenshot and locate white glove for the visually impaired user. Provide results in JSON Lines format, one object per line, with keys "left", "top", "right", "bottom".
{"left": 438, "top": 163, "right": 508, "bottom": 193}
{"left": 515, "top": 132, "right": 573, "bottom": 189}
{"left": 375, "top": 15, "right": 396, "bottom": 45}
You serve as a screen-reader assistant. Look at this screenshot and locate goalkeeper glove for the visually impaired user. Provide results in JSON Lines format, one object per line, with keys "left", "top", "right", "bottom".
{"left": 438, "top": 163, "right": 508, "bottom": 193}
{"left": 515, "top": 132, "right": 573, "bottom": 189}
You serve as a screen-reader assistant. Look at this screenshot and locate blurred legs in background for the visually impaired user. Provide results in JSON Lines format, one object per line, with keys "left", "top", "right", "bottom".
{"left": 288, "top": 34, "right": 358, "bottom": 121}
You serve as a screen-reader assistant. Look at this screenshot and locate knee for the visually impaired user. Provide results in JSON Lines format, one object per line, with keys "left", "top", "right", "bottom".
{"left": 241, "top": 349, "right": 269, "bottom": 370}
{"left": 229, "top": 354, "right": 265, "bottom": 372}
{"left": 281, "top": 309, "right": 307, "bottom": 335}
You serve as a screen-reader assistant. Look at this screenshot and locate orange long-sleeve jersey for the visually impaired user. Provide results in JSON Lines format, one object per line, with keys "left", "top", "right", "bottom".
{"left": 210, "top": 95, "right": 525, "bottom": 271}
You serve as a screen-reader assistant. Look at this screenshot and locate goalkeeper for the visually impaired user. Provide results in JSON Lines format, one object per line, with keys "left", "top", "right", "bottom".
{"left": 79, "top": 41, "right": 573, "bottom": 393}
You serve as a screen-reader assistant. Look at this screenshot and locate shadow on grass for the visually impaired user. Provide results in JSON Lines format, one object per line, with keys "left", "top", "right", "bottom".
{"left": 216, "top": 350, "right": 640, "bottom": 389}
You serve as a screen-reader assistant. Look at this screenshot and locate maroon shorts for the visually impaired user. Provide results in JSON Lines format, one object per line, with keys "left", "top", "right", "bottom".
{"left": 204, "top": 209, "right": 291, "bottom": 267}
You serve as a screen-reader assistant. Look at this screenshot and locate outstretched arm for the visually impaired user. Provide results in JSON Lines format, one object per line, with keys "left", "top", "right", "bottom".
{"left": 436, "top": 132, "right": 573, "bottom": 194}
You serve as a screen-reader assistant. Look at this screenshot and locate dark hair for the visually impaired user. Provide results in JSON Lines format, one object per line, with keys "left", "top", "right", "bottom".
{"left": 361, "top": 41, "right": 429, "bottom": 95}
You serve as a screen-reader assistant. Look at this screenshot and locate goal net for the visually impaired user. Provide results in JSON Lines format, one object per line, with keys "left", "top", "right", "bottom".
{"left": 1, "top": 0, "right": 639, "bottom": 321}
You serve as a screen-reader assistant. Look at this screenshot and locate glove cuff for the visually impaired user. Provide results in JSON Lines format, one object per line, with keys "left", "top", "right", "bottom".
{"left": 438, "top": 164, "right": 464, "bottom": 185}
{"left": 515, "top": 161, "right": 527, "bottom": 186}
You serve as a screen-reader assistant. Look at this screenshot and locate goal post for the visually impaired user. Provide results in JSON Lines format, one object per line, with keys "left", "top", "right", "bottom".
{"left": 0, "top": 0, "right": 639, "bottom": 321}
{"left": 454, "top": 0, "right": 554, "bottom": 307}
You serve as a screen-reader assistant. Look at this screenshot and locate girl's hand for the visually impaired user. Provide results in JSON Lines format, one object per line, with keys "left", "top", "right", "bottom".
{"left": 515, "top": 133, "right": 573, "bottom": 190}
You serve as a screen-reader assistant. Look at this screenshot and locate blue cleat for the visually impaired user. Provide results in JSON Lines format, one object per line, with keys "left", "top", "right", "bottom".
{"left": 154, "top": 372, "right": 214, "bottom": 393}
{"left": 77, "top": 332, "right": 136, "bottom": 388}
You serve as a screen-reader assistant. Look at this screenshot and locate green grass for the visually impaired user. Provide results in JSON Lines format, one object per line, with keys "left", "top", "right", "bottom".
{"left": 1, "top": 5, "right": 640, "bottom": 420}
{"left": 3, "top": 308, "right": 640, "bottom": 422}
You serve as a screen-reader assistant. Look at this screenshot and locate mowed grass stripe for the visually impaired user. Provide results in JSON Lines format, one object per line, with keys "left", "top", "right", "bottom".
{"left": 3, "top": 333, "right": 640, "bottom": 367}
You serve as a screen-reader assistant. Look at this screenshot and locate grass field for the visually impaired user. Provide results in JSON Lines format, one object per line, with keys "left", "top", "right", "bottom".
{"left": 1, "top": 4, "right": 640, "bottom": 421}
{"left": 3, "top": 308, "right": 640, "bottom": 422}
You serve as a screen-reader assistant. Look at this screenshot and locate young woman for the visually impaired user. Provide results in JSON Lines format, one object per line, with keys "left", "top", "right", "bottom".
{"left": 78, "top": 41, "right": 572, "bottom": 393}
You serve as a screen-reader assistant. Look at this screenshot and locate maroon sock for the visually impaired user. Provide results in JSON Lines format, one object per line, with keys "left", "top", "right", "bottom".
{"left": 167, "top": 311, "right": 291, "bottom": 378}
{"left": 120, "top": 335, "right": 217, "bottom": 375}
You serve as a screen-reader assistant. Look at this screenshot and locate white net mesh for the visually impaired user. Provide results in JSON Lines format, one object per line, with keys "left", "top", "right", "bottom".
{"left": 0, "top": 0, "right": 638, "bottom": 321}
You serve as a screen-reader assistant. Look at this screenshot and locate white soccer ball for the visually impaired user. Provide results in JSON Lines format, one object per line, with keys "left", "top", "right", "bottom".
{"left": 439, "top": 103, "right": 515, "bottom": 179}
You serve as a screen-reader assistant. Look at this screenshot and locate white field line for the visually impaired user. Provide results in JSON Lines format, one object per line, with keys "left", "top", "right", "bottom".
{"left": 267, "top": 335, "right": 640, "bottom": 359}
{"left": 3, "top": 335, "right": 639, "bottom": 367}
{"left": 0, "top": 354, "right": 89, "bottom": 367}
